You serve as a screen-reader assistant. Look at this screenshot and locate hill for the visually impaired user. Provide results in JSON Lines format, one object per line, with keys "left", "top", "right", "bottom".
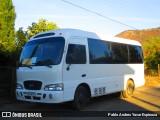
{"left": 116, "top": 27, "right": 160, "bottom": 72}
{"left": 116, "top": 27, "right": 160, "bottom": 43}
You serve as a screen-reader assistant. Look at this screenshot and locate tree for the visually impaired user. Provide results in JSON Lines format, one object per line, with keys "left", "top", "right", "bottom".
{"left": 27, "top": 19, "right": 59, "bottom": 39}
{"left": 14, "top": 19, "right": 59, "bottom": 64}
{"left": 143, "top": 37, "right": 160, "bottom": 69}
{"left": 16, "top": 27, "right": 27, "bottom": 54}
{"left": 0, "top": 0, "right": 16, "bottom": 54}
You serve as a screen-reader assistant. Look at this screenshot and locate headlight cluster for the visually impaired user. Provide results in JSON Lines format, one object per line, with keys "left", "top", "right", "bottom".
{"left": 44, "top": 83, "right": 63, "bottom": 91}
{"left": 16, "top": 83, "right": 23, "bottom": 89}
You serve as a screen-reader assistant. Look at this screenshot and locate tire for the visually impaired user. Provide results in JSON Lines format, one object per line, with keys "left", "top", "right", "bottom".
{"left": 121, "top": 80, "right": 135, "bottom": 98}
{"left": 73, "top": 86, "right": 89, "bottom": 110}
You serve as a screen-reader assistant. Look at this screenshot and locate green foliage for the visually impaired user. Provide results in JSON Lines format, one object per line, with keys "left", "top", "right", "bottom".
{"left": 0, "top": 0, "right": 16, "bottom": 55}
{"left": 116, "top": 28, "right": 160, "bottom": 71}
{"left": 146, "top": 69, "right": 158, "bottom": 76}
{"left": 14, "top": 19, "right": 60, "bottom": 64}
{"left": 143, "top": 37, "right": 160, "bottom": 69}
{"left": 27, "top": 19, "right": 59, "bottom": 39}
{"left": 16, "top": 27, "right": 27, "bottom": 53}
{"left": 0, "top": 1, "right": 59, "bottom": 66}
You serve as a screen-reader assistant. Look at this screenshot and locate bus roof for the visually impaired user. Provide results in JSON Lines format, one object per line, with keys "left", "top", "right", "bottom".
{"left": 30, "top": 28, "right": 141, "bottom": 46}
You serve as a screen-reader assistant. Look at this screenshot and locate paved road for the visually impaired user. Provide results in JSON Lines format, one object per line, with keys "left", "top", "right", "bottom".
{"left": 0, "top": 85, "right": 159, "bottom": 120}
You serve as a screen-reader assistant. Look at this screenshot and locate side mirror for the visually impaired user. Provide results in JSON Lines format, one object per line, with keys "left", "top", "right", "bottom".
{"left": 66, "top": 55, "right": 74, "bottom": 71}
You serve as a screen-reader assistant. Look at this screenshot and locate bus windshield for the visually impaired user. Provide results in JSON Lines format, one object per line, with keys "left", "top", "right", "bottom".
{"left": 19, "top": 37, "right": 65, "bottom": 66}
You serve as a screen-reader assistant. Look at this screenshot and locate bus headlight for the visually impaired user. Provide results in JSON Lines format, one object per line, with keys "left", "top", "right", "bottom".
{"left": 44, "top": 83, "right": 63, "bottom": 91}
{"left": 16, "top": 83, "right": 23, "bottom": 89}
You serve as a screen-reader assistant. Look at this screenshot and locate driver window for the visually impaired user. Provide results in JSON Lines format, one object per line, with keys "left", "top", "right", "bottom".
{"left": 66, "top": 44, "right": 86, "bottom": 64}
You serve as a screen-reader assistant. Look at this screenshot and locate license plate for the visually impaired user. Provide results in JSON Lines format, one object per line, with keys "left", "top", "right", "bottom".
{"left": 26, "top": 92, "right": 36, "bottom": 96}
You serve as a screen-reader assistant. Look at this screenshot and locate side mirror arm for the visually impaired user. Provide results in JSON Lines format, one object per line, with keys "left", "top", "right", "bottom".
{"left": 66, "top": 64, "right": 71, "bottom": 71}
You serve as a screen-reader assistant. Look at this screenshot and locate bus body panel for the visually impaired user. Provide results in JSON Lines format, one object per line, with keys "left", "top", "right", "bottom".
{"left": 62, "top": 37, "right": 88, "bottom": 101}
{"left": 16, "top": 29, "right": 145, "bottom": 104}
{"left": 127, "top": 64, "right": 145, "bottom": 88}
{"left": 16, "top": 65, "right": 64, "bottom": 103}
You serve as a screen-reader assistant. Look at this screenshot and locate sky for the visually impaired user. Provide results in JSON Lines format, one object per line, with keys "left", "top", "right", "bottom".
{"left": 12, "top": 0, "right": 160, "bottom": 36}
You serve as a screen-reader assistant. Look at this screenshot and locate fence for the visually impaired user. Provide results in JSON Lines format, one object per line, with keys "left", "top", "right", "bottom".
{"left": 0, "top": 67, "right": 16, "bottom": 103}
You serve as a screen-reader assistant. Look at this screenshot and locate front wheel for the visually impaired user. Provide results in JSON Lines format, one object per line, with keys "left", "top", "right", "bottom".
{"left": 121, "top": 80, "right": 135, "bottom": 98}
{"left": 73, "top": 86, "right": 89, "bottom": 110}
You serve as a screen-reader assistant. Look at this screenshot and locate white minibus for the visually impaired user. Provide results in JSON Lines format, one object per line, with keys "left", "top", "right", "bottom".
{"left": 16, "top": 29, "right": 145, "bottom": 110}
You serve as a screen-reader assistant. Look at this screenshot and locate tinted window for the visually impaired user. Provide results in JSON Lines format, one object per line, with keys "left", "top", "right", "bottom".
{"left": 88, "top": 39, "right": 112, "bottom": 64}
{"left": 66, "top": 44, "right": 86, "bottom": 64}
{"left": 111, "top": 42, "right": 128, "bottom": 63}
{"left": 129, "top": 45, "right": 143, "bottom": 63}
{"left": 20, "top": 37, "right": 65, "bottom": 66}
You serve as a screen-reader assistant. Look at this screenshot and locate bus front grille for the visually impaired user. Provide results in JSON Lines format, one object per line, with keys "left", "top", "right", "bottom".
{"left": 24, "top": 80, "right": 42, "bottom": 90}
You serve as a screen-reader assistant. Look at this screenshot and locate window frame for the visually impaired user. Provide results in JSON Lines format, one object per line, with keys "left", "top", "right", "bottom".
{"left": 110, "top": 42, "right": 129, "bottom": 64}
{"left": 88, "top": 38, "right": 112, "bottom": 64}
{"left": 128, "top": 45, "right": 143, "bottom": 64}
{"left": 66, "top": 44, "right": 87, "bottom": 64}
{"left": 88, "top": 38, "right": 143, "bottom": 64}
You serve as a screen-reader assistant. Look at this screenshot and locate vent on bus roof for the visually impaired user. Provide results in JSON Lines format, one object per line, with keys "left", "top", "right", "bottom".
{"left": 34, "top": 33, "right": 55, "bottom": 38}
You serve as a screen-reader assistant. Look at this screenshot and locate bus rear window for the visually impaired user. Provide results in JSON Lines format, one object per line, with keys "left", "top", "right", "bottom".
{"left": 129, "top": 45, "right": 143, "bottom": 63}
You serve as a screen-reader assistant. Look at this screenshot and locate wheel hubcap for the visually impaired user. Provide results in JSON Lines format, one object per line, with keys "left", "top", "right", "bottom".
{"left": 127, "top": 83, "right": 134, "bottom": 95}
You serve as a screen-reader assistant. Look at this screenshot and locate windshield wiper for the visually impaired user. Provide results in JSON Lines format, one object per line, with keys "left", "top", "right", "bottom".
{"left": 22, "top": 64, "right": 52, "bottom": 69}
{"left": 20, "top": 64, "right": 33, "bottom": 69}
{"left": 46, "top": 65, "right": 52, "bottom": 68}
{"left": 34, "top": 61, "right": 53, "bottom": 68}
{"left": 27, "top": 66, "right": 33, "bottom": 69}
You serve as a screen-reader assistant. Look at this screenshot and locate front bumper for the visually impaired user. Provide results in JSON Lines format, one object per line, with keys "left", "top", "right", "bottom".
{"left": 16, "top": 89, "right": 63, "bottom": 103}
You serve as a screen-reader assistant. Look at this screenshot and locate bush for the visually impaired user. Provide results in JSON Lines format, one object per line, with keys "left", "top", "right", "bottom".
{"left": 145, "top": 69, "right": 158, "bottom": 76}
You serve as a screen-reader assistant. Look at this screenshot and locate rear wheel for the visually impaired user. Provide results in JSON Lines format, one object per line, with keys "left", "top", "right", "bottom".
{"left": 121, "top": 80, "right": 135, "bottom": 98}
{"left": 73, "top": 86, "right": 89, "bottom": 110}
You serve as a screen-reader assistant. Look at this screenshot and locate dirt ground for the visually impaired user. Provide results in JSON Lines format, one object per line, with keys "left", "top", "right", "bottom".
{"left": 0, "top": 85, "right": 159, "bottom": 119}
{"left": 0, "top": 76, "right": 159, "bottom": 120}
{"left": 145, "top": 76, "right": 160, "bottom": 86}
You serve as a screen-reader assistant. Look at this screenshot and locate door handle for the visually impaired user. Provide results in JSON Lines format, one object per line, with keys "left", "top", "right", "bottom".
{"left": 82, "top": 74, "right": 86, "bottom": 77}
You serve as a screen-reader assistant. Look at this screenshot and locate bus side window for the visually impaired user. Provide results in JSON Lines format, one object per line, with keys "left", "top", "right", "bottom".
{"left": 88, "top": 38, "right": 112, "bottom": 64}
{"left": 111, "top": 42, "right": 128, "bottom": 63}
{"left": 66, "top": 44, "right": 86, "bottom": 64}
{"left": 129, "top": 45, "right": 143, "bottom": 63}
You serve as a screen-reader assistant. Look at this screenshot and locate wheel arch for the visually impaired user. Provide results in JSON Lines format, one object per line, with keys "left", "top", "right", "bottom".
{"left": 72, "top": 83, "right": 91, "bottom": 110}
{"left": 74, "top": 83, "right": 91, "bottom": 98}
{"left": 128, "top": 78, "right": 134, "bottom": 83}
{"left": 124, "top": 78, "right": 135, "bottom": 90}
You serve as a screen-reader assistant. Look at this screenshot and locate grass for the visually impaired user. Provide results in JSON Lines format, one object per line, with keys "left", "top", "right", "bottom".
{"left": 145, "top": 76, "right": 160, "bottom": 86}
